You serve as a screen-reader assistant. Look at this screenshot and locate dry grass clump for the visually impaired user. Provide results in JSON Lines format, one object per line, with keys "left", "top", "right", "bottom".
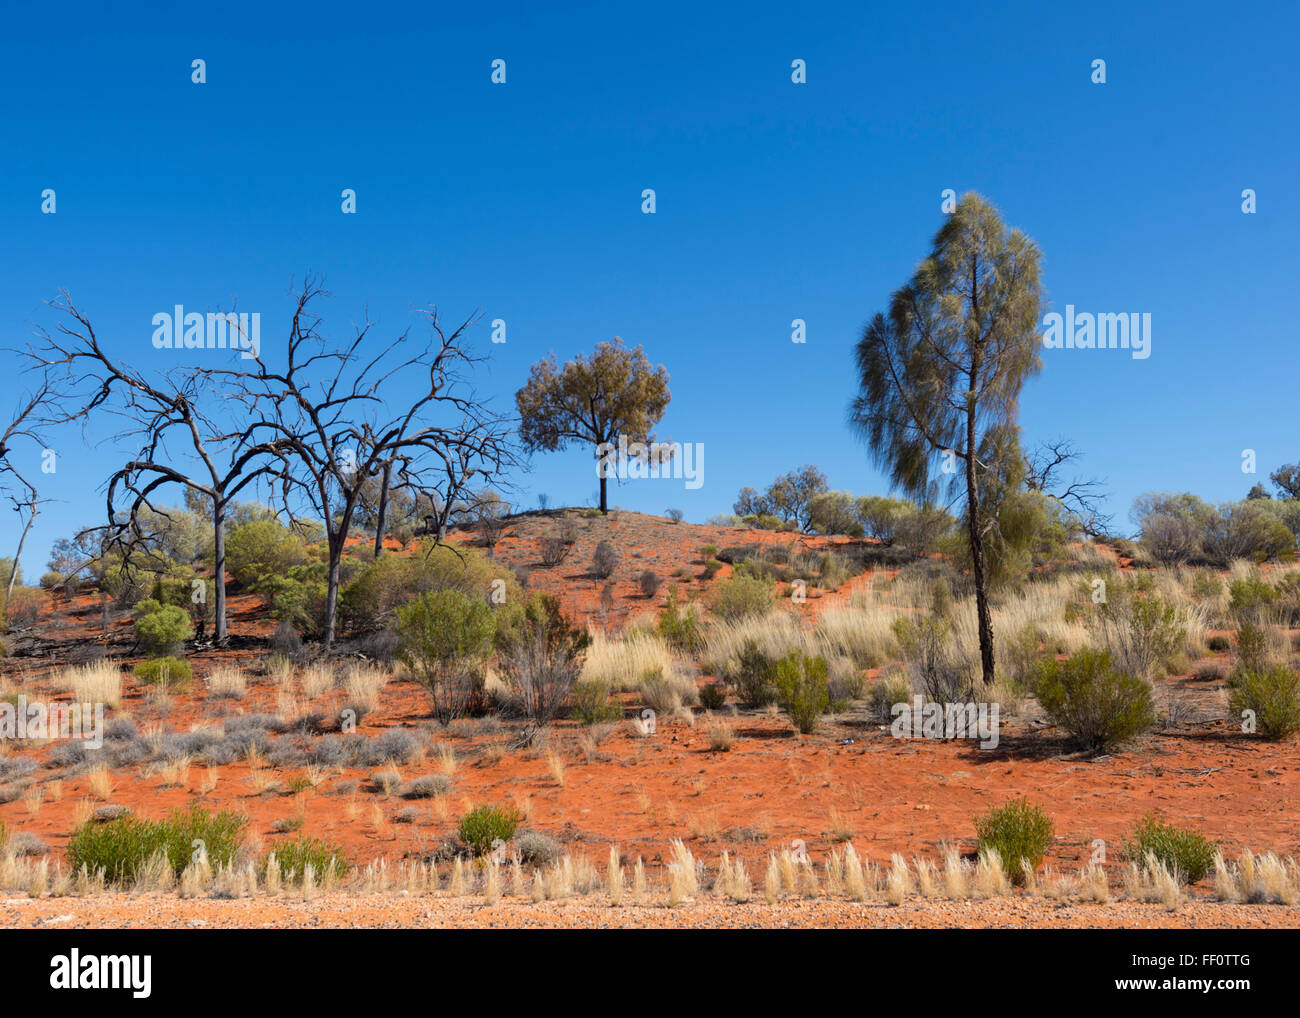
{"left": 715, "top": 851, "right": 753, "bottom": 902}
{"left": 1124, "top": 852, "right": 1183, "bottom": 910}
{"left": 637, "top": 666, "right": 700, "bottom": 714}
{"left": 706, "top": 720, "right": 735, "bottom": 752}
{"left": 813, "top": 601, "right": 899, "bottom": 667}
{"left": 206, "top": 668, "right": 247, "bottom": 699}
{"left": 582, "top": 629, "right": 674, "bottom": 692}
{"left": 300, "top": 663, "right": 335, "bottom": 700}
{"left": 702, "top": 611, "right": 806, "bottom": 678}
{"left": 58, "top": 660, "right": 123, "bottom": 710}
{"left": 666, "top": 839, "right": 699, "bottom": 906}
{"left": 1213, "top": 850, "right": 1300, "bottom": 905}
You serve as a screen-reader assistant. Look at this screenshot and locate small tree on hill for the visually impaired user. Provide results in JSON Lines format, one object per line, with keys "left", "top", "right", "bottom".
{"left": 516, "top": 338, "right": 671, "bottom": 514}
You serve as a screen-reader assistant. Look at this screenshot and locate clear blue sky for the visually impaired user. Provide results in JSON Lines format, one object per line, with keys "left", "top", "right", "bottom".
{"left": 3, "top": 0, "right": 1298, "bottom": 578}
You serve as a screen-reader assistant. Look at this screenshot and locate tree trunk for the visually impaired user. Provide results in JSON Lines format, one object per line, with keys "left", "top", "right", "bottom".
{"left": 599, "top": 472, "right": 608, "bottom": 514}
{"left": 8, "top": 506, "right": 36, "bottom": 600}
{"left": 965, "top": 413, "right": 996, "bottom": 686}
{"left": 373, "top": 461, "right": 392, "bottom": 558}
{"left": 323, "top": 534, "right": 343, "bottom": 650}
{"left": 213, "top": 497, "right": 228, "bottom": 644}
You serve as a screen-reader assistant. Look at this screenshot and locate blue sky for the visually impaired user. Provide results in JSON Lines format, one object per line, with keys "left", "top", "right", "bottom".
{"left": 3, "top": 0, "right": 1298, "bottom": 577}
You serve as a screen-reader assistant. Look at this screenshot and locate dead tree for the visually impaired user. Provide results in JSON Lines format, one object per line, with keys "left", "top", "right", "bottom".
{"left": 33, "top": 293, "right": 293, "bottom": 643}
{"left": 1025, "top": 438, "right": 1112, "bottom": 537}
{"left": 1, "top": 371, "right": 59, "bottom": 598}
{"left": 225, "top": 278, "right": 517, "bottom": 649}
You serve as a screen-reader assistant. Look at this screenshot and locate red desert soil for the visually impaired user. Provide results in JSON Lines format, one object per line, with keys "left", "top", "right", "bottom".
{"left": 2, "top": 511, "right": 1298, "bottom": 928}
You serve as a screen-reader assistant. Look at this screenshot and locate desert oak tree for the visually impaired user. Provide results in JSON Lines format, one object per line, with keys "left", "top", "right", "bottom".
{"left": 850, "top": 193, "right": 1045, "bottom": 685}
{"left": 515, "top": 338, "right": 670, "bottom": 514}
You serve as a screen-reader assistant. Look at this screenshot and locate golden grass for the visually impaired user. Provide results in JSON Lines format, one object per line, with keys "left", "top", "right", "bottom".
{"left": 58, "top": 660, "right": 123, "bottom": 710}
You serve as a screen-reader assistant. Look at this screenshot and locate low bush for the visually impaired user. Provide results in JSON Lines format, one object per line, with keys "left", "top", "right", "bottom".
{"left": 539, "top": 535, "right": 570, "bottom": 567}
{"left": 869, "top": 669, "right": 913, "bottom": 724}
{"left": 774, "top": 651, "right": 830, "bottom": 734}
{"left": 638, "top": 569, "right": 661, "bottom": 598}
{"left": 67, "top": 804, "right": 247, "bottom": 884}
{"left": 712, "top": 573, "right": 774, "bottom": 622}
{"left": 727, "top": 640, "right": 779, "bottom": 708}
{"left": 569, "top": 680, "right": 623, "bottom": 724}
{"left": 698, "top": 683, "right": 727, "bottom": 711}
{"left": 591, "top": 540, "right": 619, "bottom": 579}
{"left": 974, "top": 799, "right": 1054, "bottom": 885}
{"left": 133, "top": 656, "right": 193, "bottom": 691}
{"left": 1228, "top": 665, "right": 1300, "bottom": 741}
{"left": 133, "top": 599, "right": 193, "bottom": 656}
{"left": 395, "top": 589, "right": 495, "bottom": 724}
{"left": 265, "top": 836, "right": 348, "bottom": 880}
{"left": 458, "top": 803, "right": 523, "bottom": 856}
{"left": 657, "top": 588, "right": 703, "bottom": 653}
{"left": 1032, "top": 648, "right": 1154, "bottom": 751}
{"left": 1124, "top": 815, "right": 1216, "bottom": 884}
{"left": 515, "top": 829, "right": 563, "bottom": 865}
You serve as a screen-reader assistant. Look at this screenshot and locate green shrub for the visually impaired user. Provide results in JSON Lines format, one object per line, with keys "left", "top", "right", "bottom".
{"left": 339, "top": 542, "right": 520, "bottom": 634}
{"left": 702, "top": 559, "right": 723, "bottom": 580}
{"left": 133, "top": 599, "right": 193, "bottom": 656}
{"left": 869, "top": 669, "right": 913, "bottom": 724}
{"left": 67, "top": 804, "right": 246, "bottom": 884}
{"left": 657, "top": 588, "right": 703, "bottom": 653}
{"left": 698, "top": 683, "right": 727, "bottom": 710}
{"left": 1234, "top": 622, "right": 1274, "bottom": 673}
{"left": 570, "top": 680, "right": 622, "bottom": 724}
{"left": 1124, "top": 815, "right": 1216, "bottom": 884}
{"left": 395, "top": 589, "right": 495, "bottom": 724}
{"left": 225, "top": 519, "right": 306, "bottom": 588}
{"left": 727, "top": 640, "right": 779, "bottom": 708}
{"left": 1032, "top": 648, "right": 1154, "bottom": 751}
{"left": 1229, "top": 575, "right": 1277, "bottom": 624}
{"left": 712, "top": 572, "right": 774, "bottom": 622}
{"left": 774, "top": 651, "right": 830, "bottom": 735}
{"left": 458, "top": 803, "right": 523, "bottom": 856}
{"left": 974, "top": 799, "right": 1054, "bottom": 885}
{"left": 1190, "top": 570, "right": 1224, "bottom": 601}
{"left": 133, "top": 656, "right": 193, "bottom": 691}
{"left": 1228, "top": 665, "right": 1300, "bottom": 740}
{"left": 265, "top": 836, "right": 348, "bottom": 881}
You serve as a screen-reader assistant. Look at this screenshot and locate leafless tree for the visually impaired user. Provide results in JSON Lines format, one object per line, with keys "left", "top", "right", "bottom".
{"left": 225, "top": 278, "right": 517, "bottom": 649}
{"left": 1025, "top": 438, "right": 1112, "bottom": 537}
{"left": 32, "top": 293, "right": 294, "bottom": 642}
{"left": 1, "top": 370, "right": 59, "bottom": 598}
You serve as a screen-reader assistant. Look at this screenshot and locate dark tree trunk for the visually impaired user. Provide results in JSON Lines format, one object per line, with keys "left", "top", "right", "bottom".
{"left": 213, "top": 496, "right": 227, "bottom": 644}
{"left": 599, "top": 472, "right": 608, "bottom": 514}
{"left": 373, "top": 461, "right": 392, "bottom": 558}
{"left": 323, "top": 534, "right": 343, "bottom": 651}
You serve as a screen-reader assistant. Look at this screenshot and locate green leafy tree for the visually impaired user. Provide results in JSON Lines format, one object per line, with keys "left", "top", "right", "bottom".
{"left": 850, "top": 193, "right": 1045, "bottom": 684}
{"left": 1271, "top": 463, "right": 1300, "bottom": 500}
{"left": 516, "top": 338, "right": 671, "bottom": 514}
{"left": 395, "top": 589, "right": 496, "bottom": 724}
